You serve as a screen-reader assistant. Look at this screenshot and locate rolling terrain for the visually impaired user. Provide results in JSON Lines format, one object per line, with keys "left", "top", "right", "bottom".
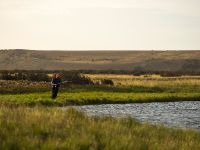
{"left": 0, "top": 49, "right": 200, "bottom": 71}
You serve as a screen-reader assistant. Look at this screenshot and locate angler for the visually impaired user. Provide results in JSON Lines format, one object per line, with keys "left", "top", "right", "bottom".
{"left": 51, "top": 73, "right": 72, "bottom": 99}
{"left": 51, "top": 73, "right": 61, "bottom": 99}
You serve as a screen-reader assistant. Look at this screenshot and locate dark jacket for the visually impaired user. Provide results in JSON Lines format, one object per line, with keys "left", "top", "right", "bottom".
{"left": 51, "top": 78, "right": 61, "bottom": 86}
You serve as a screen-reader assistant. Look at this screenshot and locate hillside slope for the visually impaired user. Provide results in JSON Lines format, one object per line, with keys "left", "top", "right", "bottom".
{"left": 0, "top": 50, "right": 200, "bottom": 71}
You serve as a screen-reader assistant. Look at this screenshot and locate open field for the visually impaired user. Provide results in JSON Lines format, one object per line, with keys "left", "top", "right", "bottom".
{"left": 1, "top": 74, "right": 200, "bottom": 106}
{"left": 0, "top": 106, "right": 200, "bottom": 150}
{"left": 86, "top": 74, "right": 200, "bottom": 88}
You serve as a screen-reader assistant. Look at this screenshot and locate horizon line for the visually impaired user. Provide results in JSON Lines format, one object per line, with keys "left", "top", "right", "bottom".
{"left": 1, "top": 49, "right": 200, "bottom": 51}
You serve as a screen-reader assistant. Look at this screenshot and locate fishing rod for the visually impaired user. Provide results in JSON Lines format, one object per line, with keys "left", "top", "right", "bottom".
{"left": 51, "top": 81, "right": 72, "bottom": 86}
{"left": 62, "top": 80, "right": 72, "bottom": 84}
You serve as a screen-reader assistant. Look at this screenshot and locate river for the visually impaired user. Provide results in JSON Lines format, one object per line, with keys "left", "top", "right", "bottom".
{"left": 75, "top": 101, "right": 200, "bottom": 131}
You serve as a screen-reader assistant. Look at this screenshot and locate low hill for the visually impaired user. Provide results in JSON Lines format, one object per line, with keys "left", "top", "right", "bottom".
{"left": 0, "top": 50, "right": 200, "bottom": 71}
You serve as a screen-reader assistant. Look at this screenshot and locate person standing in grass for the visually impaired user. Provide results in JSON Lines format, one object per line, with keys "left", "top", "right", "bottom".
{"left": 51, "top": 73, "right": 61, "bottom": 99}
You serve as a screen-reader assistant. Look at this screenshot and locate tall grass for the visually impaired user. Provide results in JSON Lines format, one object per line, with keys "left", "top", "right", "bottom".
{"left": 0, "top": 106, "right": 199, "bottom": 150}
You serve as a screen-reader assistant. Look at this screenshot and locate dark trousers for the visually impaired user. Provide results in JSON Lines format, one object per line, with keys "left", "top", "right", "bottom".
{"left": 52, "top": 85, "right": 60, "bottom": 99}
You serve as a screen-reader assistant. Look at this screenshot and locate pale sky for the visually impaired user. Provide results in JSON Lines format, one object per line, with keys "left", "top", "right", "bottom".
{"left": 0, "top": 0, "right": 200, "bottom": 50}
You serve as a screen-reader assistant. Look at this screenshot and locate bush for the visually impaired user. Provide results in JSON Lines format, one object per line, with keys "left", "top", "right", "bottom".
{"left": 0, "top": 71, "right": 94, "bottom": 85}
{"left": 62, "top": 73, "right": 94, "bottom": 85}
{"left": 100, "top": 79, "right": 114, "bottom": 85}
{"left": 0, "top": 71, "right": 49, "bottom": 81}
{"left": 27, "top": 72, "right": 49, "bottom": 81}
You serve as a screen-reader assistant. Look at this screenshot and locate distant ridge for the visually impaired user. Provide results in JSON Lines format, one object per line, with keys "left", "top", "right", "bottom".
{"left": 0, "top": 49, "right": 200, "bottom": 71}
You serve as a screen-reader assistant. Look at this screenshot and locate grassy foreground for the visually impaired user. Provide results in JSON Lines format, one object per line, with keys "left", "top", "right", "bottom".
{"left": 0, "top": 106, "right": 200, "bottom": 150}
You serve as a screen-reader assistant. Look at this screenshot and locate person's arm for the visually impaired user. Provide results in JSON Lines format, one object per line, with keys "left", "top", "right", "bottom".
{"left": 51, "top": 78, "right": 53, "bottom": 84}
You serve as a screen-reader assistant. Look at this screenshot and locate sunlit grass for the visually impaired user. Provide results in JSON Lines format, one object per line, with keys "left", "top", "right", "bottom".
{"left": 1, "top": 91, "right": 200, "bottom": 106}
{"left": 85, "top": 74, "right": 200, "bottom": 88}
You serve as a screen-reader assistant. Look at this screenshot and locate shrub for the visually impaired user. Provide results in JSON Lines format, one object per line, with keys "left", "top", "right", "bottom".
{"left": 100, "top": 79, "right": 114, "bottom": 85}
{"left": 62, "top": 73, "right": 94, "bottom": 85}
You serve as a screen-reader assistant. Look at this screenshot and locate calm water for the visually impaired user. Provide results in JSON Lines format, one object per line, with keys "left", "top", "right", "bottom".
{"left": 75, "top": 101, "right": 200, "bottom": 131}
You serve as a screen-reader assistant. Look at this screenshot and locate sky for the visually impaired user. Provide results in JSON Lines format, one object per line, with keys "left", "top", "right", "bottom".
{"left": 0, "top": 0, "right": 200, "bottom": 50}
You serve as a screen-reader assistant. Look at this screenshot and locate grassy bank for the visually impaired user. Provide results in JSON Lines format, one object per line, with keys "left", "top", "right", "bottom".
{"left": 1, "top": 91, "right": 200, "bottom": 106}
{"left": 0, "top": 106, "right": 199, "bottom": 150}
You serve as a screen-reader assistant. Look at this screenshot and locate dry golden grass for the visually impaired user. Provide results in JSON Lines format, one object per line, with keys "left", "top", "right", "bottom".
{"left": 85, "top": 74, "right": 200, "bottom": 88}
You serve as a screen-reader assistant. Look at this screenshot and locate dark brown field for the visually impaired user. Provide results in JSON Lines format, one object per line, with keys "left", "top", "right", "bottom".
{"left": 1, "top": 49, "right": 200, "bottom": 71}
